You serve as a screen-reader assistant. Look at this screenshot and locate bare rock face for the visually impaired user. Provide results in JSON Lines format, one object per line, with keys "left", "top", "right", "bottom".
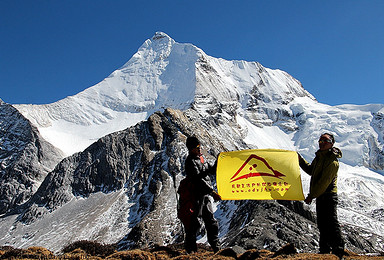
{"left": 221, "top": 200, "right": 318, "bottom": 251}
{"left": 221, "top": 200, "right": 382, "bottom": 254}
{"left": 369, "top": 110, "right": 384, "bottom": 170}
{"left": 17, "top": 109, "right": 189, "bottom": 247}
{"left": 0, "top": 100, "right": 64, "bottom": 214}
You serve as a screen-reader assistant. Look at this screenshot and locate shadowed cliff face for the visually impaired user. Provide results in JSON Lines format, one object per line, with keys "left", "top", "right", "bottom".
{"left": 15, "top": 108, "right": 229, "bottom": 248}
{"left": 0, "top": 101, "right": 64, "bottom": 214}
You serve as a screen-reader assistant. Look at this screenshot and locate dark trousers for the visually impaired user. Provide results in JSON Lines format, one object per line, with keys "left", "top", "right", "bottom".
{"left": 316, "top": 193, "right": 344, "bottom": 255}
{"left": 184, "top": 195, "right": 219, "bottom": 253}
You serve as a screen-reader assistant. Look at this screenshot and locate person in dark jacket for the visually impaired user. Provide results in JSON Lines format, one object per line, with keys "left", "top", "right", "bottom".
{"left": 298, "top": 133, "right": 345, "bottom": 258}
{"left": 181, "top": 136, "right": 221, "bottom": 253}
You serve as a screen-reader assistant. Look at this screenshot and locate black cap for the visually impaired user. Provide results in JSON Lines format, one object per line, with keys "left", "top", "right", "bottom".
{"left": 186, "top": 136, "right": 200, "bottom": 150}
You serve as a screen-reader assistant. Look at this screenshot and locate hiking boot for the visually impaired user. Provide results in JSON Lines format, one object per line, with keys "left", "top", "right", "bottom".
{"left": 335, "top": 250, "right": 346, "bottom": 259}
{"left": 212, "top": 245, "right": 221, "bottom": 253}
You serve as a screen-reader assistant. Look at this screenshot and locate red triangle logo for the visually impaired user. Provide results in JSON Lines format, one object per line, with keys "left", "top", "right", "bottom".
{"left": 230, "top": 154, "right": 285, "bottom": 183}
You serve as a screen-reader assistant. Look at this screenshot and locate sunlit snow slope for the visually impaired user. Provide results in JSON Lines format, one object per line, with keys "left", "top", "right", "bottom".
{"left": 15, "top": 32, "right": 200, "bottom": 156}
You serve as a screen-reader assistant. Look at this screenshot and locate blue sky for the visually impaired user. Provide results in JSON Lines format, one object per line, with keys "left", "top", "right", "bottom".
{"left": 1, "top": 0, "right": 383, "bottom": 106}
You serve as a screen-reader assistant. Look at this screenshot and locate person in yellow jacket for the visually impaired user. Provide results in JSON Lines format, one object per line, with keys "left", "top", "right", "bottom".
{"left": 298, "top": 133, "right": 345, "bottom": 259}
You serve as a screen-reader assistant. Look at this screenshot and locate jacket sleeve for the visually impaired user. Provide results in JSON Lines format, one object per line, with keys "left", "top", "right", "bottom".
{"left": 208, "top": 160, "right": 217, "bottom": 176}
{"left": 298, "top": 155, "right": 313, "bottom": 175}
{"left": 308, "top": 160, "right": 339, "bottom": 199}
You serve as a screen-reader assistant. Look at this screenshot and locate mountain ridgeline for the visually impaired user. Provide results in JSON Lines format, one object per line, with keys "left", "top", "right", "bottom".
{"left": 0, "top": 32, "right": 383, "bottom": 253}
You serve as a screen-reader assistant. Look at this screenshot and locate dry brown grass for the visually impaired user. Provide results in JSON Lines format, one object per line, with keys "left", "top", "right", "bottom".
{"left": 0, "top": 242, "right": 383, "bottom": 260}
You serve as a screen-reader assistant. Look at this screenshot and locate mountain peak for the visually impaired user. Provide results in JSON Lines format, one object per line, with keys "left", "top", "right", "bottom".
{"left": 12, "top": 32, "right": 316, "bottom": 155}
{"left": 121, "top": 31, "right": 177, "bottom": 68}
{"left": 151, "top": 31, "right": 172, "bottom": 41}
{"left": 143, "top": 31, "right": 175, "bottom": 50}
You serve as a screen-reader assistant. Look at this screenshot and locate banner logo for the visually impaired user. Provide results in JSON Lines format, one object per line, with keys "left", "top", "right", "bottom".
{"left": 230, "top": 154, "right": 285, "bottom": 182}
{"left": 216, "top": 149, "right": 304, "bottom": 201}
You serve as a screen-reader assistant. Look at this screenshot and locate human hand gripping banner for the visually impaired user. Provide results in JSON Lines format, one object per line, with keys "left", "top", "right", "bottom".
{"left": 217, "top": 149, "right": 304, "bottom": 200}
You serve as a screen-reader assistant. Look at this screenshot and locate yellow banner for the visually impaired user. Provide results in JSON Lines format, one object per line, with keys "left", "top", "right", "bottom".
{"left": 217, "top": 149, "right": 304, "bottom": 201}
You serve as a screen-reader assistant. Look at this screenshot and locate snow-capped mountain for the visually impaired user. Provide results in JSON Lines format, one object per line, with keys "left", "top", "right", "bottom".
{"left": 14, "top": 32, "right": 203, "bottom": 156}
{"left": 1, "top": 32, "right": 383, "bottom": 253}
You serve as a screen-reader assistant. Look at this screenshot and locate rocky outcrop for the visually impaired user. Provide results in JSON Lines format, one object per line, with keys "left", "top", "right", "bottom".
{"left": 221, "top": 200, "right": 382, "bottom": 254}
{"left": 0, "top": 101, "right": 64, "bottom": 214}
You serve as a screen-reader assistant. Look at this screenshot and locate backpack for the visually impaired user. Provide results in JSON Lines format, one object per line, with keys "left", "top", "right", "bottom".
{"left": 177, "top": 178, "right": 198, "bottom": 228}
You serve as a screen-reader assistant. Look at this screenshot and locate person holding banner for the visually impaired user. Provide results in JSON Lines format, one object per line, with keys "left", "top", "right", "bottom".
{"left": 180, "top": 136, "right": 221, "bottom": 254}
{"left": 298, "top": 133, "right": 345, "bottom": 259}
